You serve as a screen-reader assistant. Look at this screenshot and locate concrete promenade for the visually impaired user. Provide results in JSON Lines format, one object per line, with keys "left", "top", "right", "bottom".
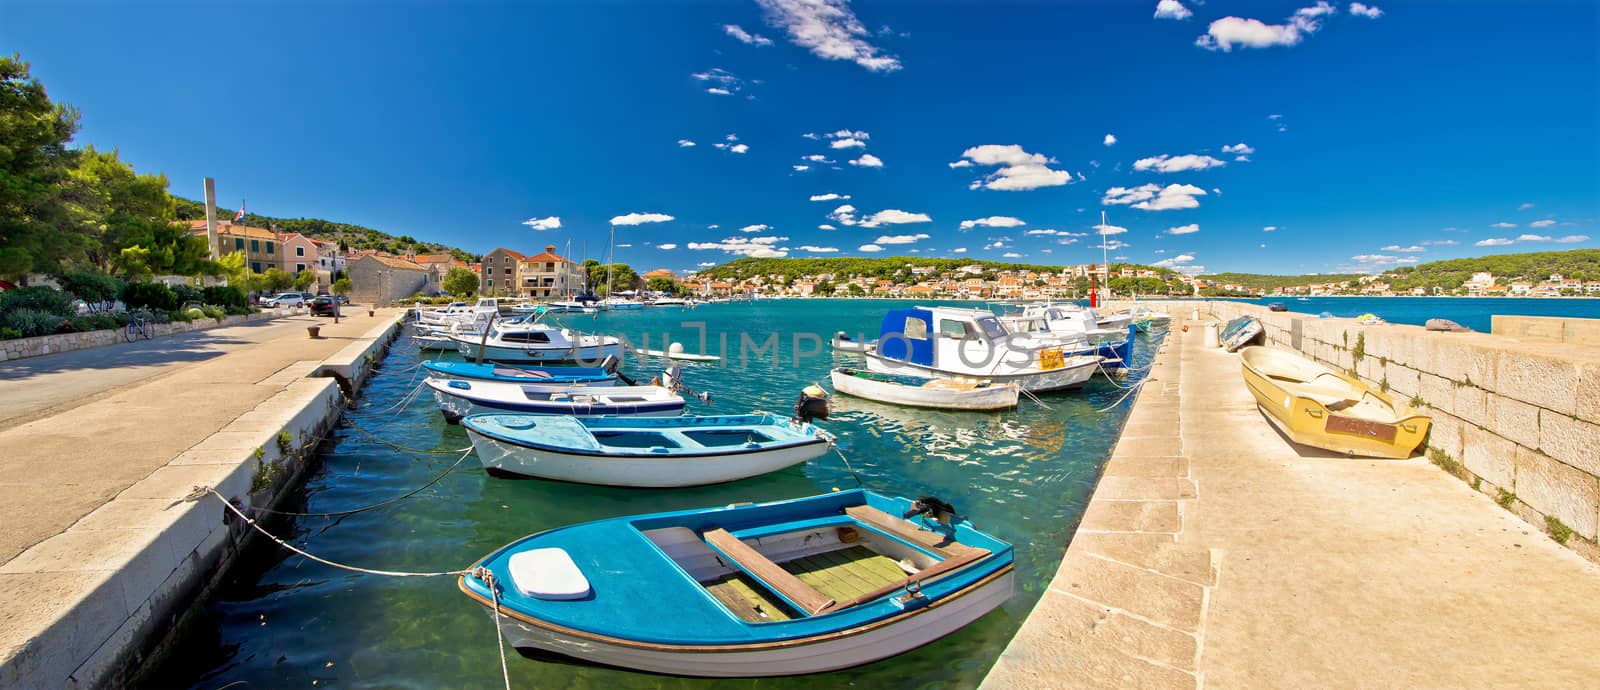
{"left": 0, "top": 308, "right": 405, "bottom": 688}
{"left": 984, "top": 313, "right": 1600, "bottom": 689}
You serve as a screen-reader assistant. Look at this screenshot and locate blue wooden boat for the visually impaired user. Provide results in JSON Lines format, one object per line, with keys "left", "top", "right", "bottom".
{"left": 1220, "top": 315, "right": 1264, "bottom": 352}
{"left": 461, "top": 413, "right": 832, "bottom": 485}
{"left": 459, "top": 490, "right": 1014, "bottom": 676}
{"left": 422, "top": 360, "right": 620, "bottom": 386}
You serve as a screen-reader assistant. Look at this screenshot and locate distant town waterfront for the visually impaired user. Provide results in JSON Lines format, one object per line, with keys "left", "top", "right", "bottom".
{"left": 1211, "top": 296, "right": 1600, "bottom": 332}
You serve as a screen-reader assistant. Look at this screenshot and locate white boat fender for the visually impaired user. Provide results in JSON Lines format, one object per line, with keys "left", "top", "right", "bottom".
{"left": 795, "top": 384, "right": 830, "bottom": 423}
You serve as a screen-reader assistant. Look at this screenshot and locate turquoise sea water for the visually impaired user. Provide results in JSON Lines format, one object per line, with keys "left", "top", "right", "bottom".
{"left": 138, "top": 300, "right": 1160, "bottom": 689}
{"left": 1212, "top": 296, "right": 1600, "bottom": 332}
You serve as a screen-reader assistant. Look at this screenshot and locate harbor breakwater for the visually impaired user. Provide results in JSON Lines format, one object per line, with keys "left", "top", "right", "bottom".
{"left": 0, "top": 314, "right": 404, "bottom": 690}
{"left": 1146, "top": 300, "right": 1600, "bottom": 561}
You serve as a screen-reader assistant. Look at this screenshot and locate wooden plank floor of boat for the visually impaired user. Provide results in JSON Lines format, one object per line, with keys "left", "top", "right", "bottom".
{"left": 783, "top": 546, "right": 907, "bottom": 603}
{"left": 704, "top": 573, "right": 795, "bottom": 622}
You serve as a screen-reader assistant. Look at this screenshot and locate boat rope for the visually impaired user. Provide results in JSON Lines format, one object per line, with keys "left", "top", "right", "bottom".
{"left": 477, "top": 568, "right": 515, "bottom": 690}
{"left": 342, "top": 381, "right": 427, "bottom": 417}
{"left": 185, "top": 486, "right": 474, "bottom": 578}
{"left": 1094, "top": 378, "right": 1147, "bottom": 412}
{"left": 1018, "top": 387, "right": 1052, "bottom": 410}
{"left": 242, "top": 447, "right": 474, "bottom": 518}
{"left": 832, "top": 445, "right": 866, "bottom": 488}
{"left": 340, "top": 419, "right": 474, "bottom": 455}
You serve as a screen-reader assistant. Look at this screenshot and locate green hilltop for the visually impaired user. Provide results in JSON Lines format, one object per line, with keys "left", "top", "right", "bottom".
{"left": 1200, "top": 249, "right": 1600, "bottom": 292}
{"left": 172, "top": 197, "right": 477, "bottom": 264}
{"left": 693, "top": 256, "right": 1180, "bottom": 280}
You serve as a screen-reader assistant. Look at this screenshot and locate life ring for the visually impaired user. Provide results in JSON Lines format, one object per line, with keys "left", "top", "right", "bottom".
{"left": 1181, "top": 324, "right": 1190, "bottom": 333}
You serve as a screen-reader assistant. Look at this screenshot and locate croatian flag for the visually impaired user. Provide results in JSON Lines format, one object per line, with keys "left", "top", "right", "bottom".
{"left": 234, "top": 201, "right": 246, "bottom": 221}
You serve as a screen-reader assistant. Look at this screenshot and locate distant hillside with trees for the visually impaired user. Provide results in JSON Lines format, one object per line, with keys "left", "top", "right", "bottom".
{"left": 1198, "top": 272, "right": 1364, "bottom": 292}
{"left": 171, "top": 197, "right": 476, "bottom": 264}
{"left": 1383, "top": 249, "right": 1600, "bottom": 291}
{"left": 694, "top": 256, "right": 1190, "bottom": 296}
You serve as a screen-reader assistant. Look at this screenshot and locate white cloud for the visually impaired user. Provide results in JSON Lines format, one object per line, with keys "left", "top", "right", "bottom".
{"left": 1153, "top": 253, "right": 1197, "bottom": 268}
{"left": 809, "top": 193, "right": 851, "bottom": 201}
{"left": 1167, "top": 224, "right": 1200, "bottom": 235}
{"left": 740, "top": 224, "right": 771, "bottom": 233}
{"left": 1133, "top": 153, "right": 1226, "bottom": 173}
{"left": 1420, "top": 239, "right": 1458, "bottom": 246}
{"left": 697, "top": 262, "right": 716, "bottom": 267}
{"left": 1491, "top": 222, "right": 1517, "bottom": 228}
{"left": 657, "top": 243, "right": 678, "bottom": 250}
{"left": 828, "top": 205, "right": 930, "bottom": 228}
{"left": 677, "top": 139, "right": 697, "bottom": 147}
{"left": 818, "top": 224, "right": 836, "bottom": 230}
{"left": 1094, "top": 223, "right": 1128, "bottom": 236}
{"left": 1263, "top": 226, "right": 1278, "bottom": 232}
{"left": 959, "top": 216, "right": 1026, "bottom": 230}
{"left": 948, "top": 160, "right": 974, "bottom": 168}
{"left": 1002, "top": 252, "right": 1023, "bottom": 258}
{"left": 522, "top": 216, "right": 561, "bottom": 230}
{"left": 1349, "top": 3, "right": 1383, "bottom": 19}
{"left": 951, "top": 247, "right": 967, "bottom": 254}
{"left": 1195, "top": 3, "right": 1337, "bottom": 52}
{"left": 706, "top": 87, "right": 732, "bottom": 95}
{"left": 756, "top": 0, "right": 902, "bottom": 72}
{"left": 1154, "top": 1, "right": 1192, "bottom": 20}
{"left": 723, "top": 24, "right": 774, "bottom": 46}
{"left": 692, "top": 68, "right": 747, "bottom": 94}
{"left": 802, "top": 132, "right": 820, "bottom": 140}
{"left": 726, "top": 134, "right": 740, "bottom": 141}
{"left": 1516, "top": 234, "right": 1552, "bottom": 242}
{"left": 1103, "top": 133, "right": 1117, "bottom": 146}
{"left": 1221, "top": 142, "right": 1255, "bottom": 155}
{"left": 830, "top": 138, "right": 867, "bottom": 149}
{"left": 611, "top": 212, "right": 675, "bottom": 225}
{"left": 616, "top": 243, "right": 633, "bottom": 248}
{"left": 1381, "top": 245, "right": 1425, "bottom": 253}
{"left": 1024, "top": 228, "right": 1070, "bottom": 236}
{"left": 1094, "top": 240, "right": 1130, "bottom": 250}
{"left": 799, "top": 245, "right": 839, "bottom": 253}
{"left": 1556, "top": 235, "right": 1591, "bottom": 243}
{"left": 793, "top": 165, "right": 811, "bottom": 171}
{"left": 858, "top": 243, "right": 885, "bottom": 253}
{"left": 1517, "top": 202, "right": 1535, "bottom": 210}
{"left": 1530, "top": 219, "right": 1556, "bottom": 228}
{"left": 849, "top": 154, "right": 884, "bottom": 168}
{"left": 955, "top": 144, "right": 1074, "bottom": 191}
{"left": 1057, "top": 238, "right": 1080, "bottom": 246}
{"left": 1102, "top": 183, "right": 1207, "bottom": 211}
{"left": 803, "top": 154, "right": 833, "bottom": 163}
{"left": 828, "top": 129, "right": 870, "bottom": 139}
{"left": 707, "top": 224, "right": 719, "bottom": 229}
{"left": 687, "top": 235, "right": 790, "bottom": 258}
{"left": 713, "top": 142, "right": 750, "bottom": 154}
{"left": 983, "top": 240, "right": 1007, "bottom": 250}
{"left": 874, "top": 233, "right": 930, "bottom": 245}
{"left": 1475, "top": 238, "right": 1514, "bottom": 247}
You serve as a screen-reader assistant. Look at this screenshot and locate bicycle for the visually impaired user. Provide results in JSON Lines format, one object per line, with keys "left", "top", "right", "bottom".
{"left": 124, "top": 314, "right": 152, "bottom": 342}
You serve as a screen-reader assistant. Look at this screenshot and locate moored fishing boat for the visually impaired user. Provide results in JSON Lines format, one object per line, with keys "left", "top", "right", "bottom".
{"left": 460, "top": 413, "right": 832, "bottom": 485}
{"left": 452, "top": 321, "right": 625, "bottom": 364}
{"left": 999, "top": 305, "right": 1134, "bottom": 370}
{"left": 421, "top": 360, "right": 620, "bottom": 386}
{"left": 458, "top": 490, "right": 1014, "bottom": 676}
{"left": 862, "top": 306, "right": 1100, "bottom": 392}
{"left": 425, "top": 378, "right": 686, "bottom": 421}
{"left": 829, "top": 367, "right": 1018, "bottom": 410}
{"left": 1239, "top": 346, "right": 1430, "bottom": 458}
{"left": 831, "top": 332, "right": 874, "bottom": 353}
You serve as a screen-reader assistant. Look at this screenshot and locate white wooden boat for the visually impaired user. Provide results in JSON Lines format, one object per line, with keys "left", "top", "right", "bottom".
{"left": 635, "top": 343, "right": 723, "bottom": 362}
{"left": 425, "top": 378, "right": 685, "bottom": 421}
{"left": 460, "top": 413, "right": 832, "bottom": 485}
{"left": 860, "top": 306, "right": 1099, "bottom": 392}
{"left": 458, "top": 490, "right": 1014, "bottom": 676}
{"left": 453, "top": 321, "right": 624, "bottom": 364}
{"left": 415, "top": 298, "right": 502, "bottom": 326}
{"left": 831, "top": 332, "right": 873, "bottom": 353}
{"left": 830, "top": 367, "right": 1018, "bottom": 410}
{"left": 413, "top": 333, "right": 457, "bottom": 351}
{"left": 1220, "top": 316, "right": 1263, "bottom": 352}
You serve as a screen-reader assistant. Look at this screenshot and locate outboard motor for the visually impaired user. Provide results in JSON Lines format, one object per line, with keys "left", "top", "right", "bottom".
{"left": 903, "top": 496, "right": 959, "bottom": 526}
{"left": 795, "top": 384, "right": 830, "bottom": 423}
{"left": 599, "top": 354, "right": 622, "bottom": 374}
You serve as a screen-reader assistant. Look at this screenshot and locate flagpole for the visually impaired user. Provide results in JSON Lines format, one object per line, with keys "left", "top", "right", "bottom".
{"left": 1100, "top": 210, "right": 1111, "bottom": 305}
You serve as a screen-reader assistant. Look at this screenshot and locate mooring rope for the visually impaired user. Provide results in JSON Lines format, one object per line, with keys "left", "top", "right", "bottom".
{"left": 1018, "top": 387, "right": 1052, "bottom": 410}
{"left": 1094, "top": 377, "right": 1148, "bottom": 413}
{"left": 243, "top": 447, "right": 474, "bottom": 518}
{"left": 832, "top": 445, "right": 866, "bottom": 488}
{"left": 342, "top": 381, "right": 427, "bottom": 417}
{"left": 480, "top": 569, "right": 515, "bottom": 690}
{"left": 340, "top": 419, "right": 473, "bottom": 455}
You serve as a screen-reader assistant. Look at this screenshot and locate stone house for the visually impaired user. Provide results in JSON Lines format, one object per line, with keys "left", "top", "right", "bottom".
{"left": 348, "top": 254, "right": 439, "bottom": 305}
{"left": 517, "top": 245, "right": 583, "bottom": 297}
{"left": 188, "top": 220, "right": 279, "bottom": 274}
{"left": 479, "top": 248, "right": 525, "bottom": 296}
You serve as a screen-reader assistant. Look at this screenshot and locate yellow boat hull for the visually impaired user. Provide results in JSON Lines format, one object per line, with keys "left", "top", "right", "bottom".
{"left": 1239, "top": 346, "right": 1430, "bottom": 459}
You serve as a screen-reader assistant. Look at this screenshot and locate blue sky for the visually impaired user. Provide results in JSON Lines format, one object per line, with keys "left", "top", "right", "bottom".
{"left": 4, "top": 0, "right": 1596, "bottom": 276}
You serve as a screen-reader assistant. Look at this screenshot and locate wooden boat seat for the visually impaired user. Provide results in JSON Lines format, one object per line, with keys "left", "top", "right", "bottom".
{"left": 844, "top": 505, "right": 984, "bottom": 560}
{"left": 704, "top": 528, "right": 836, "bottom": 615}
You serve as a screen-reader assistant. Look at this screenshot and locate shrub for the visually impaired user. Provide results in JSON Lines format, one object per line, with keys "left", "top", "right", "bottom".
{"left": 0, "top": 327, "right": 21, "bottom": 340}
{"left": 0, "top": 286, "right": 74, "bottom": 317}
{"left": 169, "top": 308, "right": 196, "bottom": 323}
{"left": 0, "top": 308, "right": 67, "bottom": 337}
{"left": 131, "top": 307, "right": 170, "bottom": 325}
{"left": 202, "top": 305, "right": 226, "bottom": 322}
{"left": 202, "top": 285, "right": 249, "bottom": 309}
{"left": 56, "top": 318, "right": 93, "bottom": 333}
{"left": 59, "top": 272, "right": 125, "bottom": 305}
{"left": 171, "top": 283, "right": 204, "bottom": 306}
{"left": 123, "top": 282, "right": 179, "bottom": 311}
{"left": 185, "top": 307, "right": 205, "bottom": 320}
{"left": 224, "top": 305, "right": 253, "bottom": 316}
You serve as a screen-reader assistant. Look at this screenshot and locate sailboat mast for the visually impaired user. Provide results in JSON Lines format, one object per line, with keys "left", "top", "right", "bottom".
{"left": 1100, "top": 210, "right": 1111, "bottom": 305}
{"left": 606, "top": 223, "right": 616, "bottom": 298}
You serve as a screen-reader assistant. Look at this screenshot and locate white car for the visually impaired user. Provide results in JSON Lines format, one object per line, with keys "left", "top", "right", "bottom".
{"left": 264, "top": 293, "right": 305, "bottom": 307}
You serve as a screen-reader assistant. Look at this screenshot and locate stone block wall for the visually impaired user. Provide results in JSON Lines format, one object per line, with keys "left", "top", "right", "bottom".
{"left": 1136, "top": 300, "right": 1600, "bottom": 562}
{"left": 0, "top": 311, "right": 280, "bottom": 362}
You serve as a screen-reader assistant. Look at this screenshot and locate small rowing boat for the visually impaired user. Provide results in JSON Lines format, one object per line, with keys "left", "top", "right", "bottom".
{"left": 1239, "top": 346, "right": 1430, "bottom": 458}
{"left": 461, "top": 413, "right": 832, "bottom": 485}
{"left": 425, "top": 378, "right": 686, "bottom": 421}
{"left": 635, "top": 342, "right": 723, "bottom": 362}
{"left": 458, "top": 490, "right": 1014, "bottom": 676}
{"left": 1220, "top": 316, "right": 1263, "bottom": 352}
{"left": 421, "top": 360, "right": 619, "bottom": 386}
{"left": 831, "top": 332, "right": 873, "bottom": 353}
{"left": 829, "top": 367, "right": 1018, "bottom": 410}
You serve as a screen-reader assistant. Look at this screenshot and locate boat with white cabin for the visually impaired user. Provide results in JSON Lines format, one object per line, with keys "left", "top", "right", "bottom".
{"left": 451, "top": 321, "right": 624, "bottom": 364}
{"left": 860, "top": 306, "right": 1100, "bottom": 392}
{"left": 830, "top": 367, "right": 1019, "bottom": 410}
{"left": 425, "top": 378, "right": 686, "bottom": 421}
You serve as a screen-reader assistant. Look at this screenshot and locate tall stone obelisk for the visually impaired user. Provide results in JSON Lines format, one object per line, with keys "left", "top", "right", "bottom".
{"left": 203, "top": 177, "right": 219, "bottom": 260}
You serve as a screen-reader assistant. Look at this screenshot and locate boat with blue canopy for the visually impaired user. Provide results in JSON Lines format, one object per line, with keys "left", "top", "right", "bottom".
{"left": 458, "top": 490, "right": 1014, "bottom": 676}
{"left": 422, "top": 360, "right": 620, "bottom": 386}
{"left": 861, "top": 306, "right": 1100, "bottom": 392}
{"left": 461, "top": 413, "right": 832, "bottom": 485}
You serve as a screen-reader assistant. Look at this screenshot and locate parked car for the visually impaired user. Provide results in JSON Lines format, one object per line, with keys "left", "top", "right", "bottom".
{"left": 263, "top": 293, "right": 305, "bottom": 307}
{"left": 335, "top": 295, "right": 350, "bottom": 304}
{"left": 310, "top": 295, "right": 339, "bottom": 316}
